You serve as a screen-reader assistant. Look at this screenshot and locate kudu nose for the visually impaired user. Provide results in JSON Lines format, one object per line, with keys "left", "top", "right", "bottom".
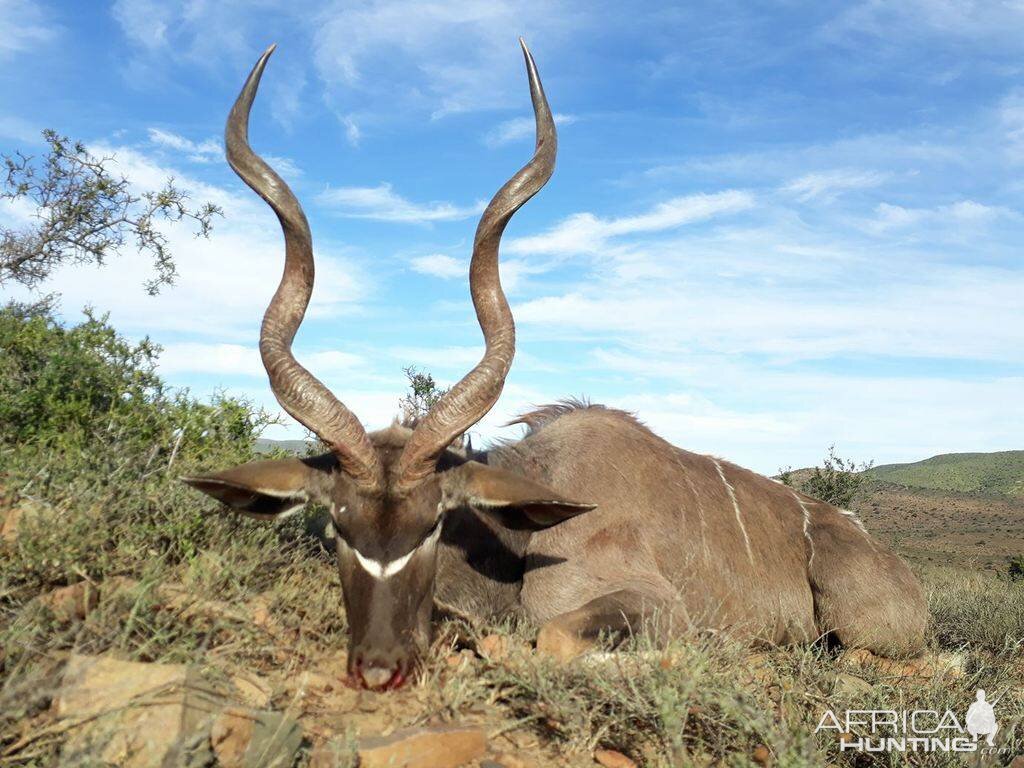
{"left": 351, "top": 651, "right": 409, "bottom": 690}
{"left": 361, "top": 665, "right": 397, "bottom": 689}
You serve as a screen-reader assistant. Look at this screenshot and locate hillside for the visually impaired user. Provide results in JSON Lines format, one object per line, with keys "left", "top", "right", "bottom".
{"left": 867, "top": 450, "right": 1024, "bottom": 497}
{"left": 781, "top": 450, "right": 1024, "bottom": 569}
{"left": 255, "top": 437, "right": 314, "bottom": 456}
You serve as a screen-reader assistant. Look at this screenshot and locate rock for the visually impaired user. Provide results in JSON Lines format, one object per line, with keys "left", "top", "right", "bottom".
{"left": 102, "top": 575, "right": 142, "bottom": 596}
{"left": 155, "top": 582, "right": 248, "bottom": 624}
{"left": 37, "top": 582, "right": 99, "bottom": 621}
{"left": 1, "top": 500, "right": 49, "bottom": 543}
{"left": 839, "top": 648, "right": 965, "bottom": 678}
{"left": 309, "top": 739, "right": 355, "bottom": 768}
{"left": 594, "top": 748, "right": 638, "bottom": 768}
{"left": 231, "top": 670, "right": 274, "bottom": 708}
{"left": 751, "top": 744, "right": 772, "bottom": 766}
{"left": 358, "top": 725, "right": 487, "bottom": 768}
{"left": 536, "top": 622, "right": 596, "bottom": 663}
{"left": 834, "top": 673, "right": 874, "bottom": 697}
{"left": 56, "top": 654, "right": 222, "bottom": 767}
{"left": 741, "top": 653, "right": 775, "bottom": 685}
{"left": 1, "top": 507, "right": 20, "bottom": 542}
{"left": 488, "top": 754, "right": 534, "bottom": 768}
{"left": 478, "top": 633, "right": 510, "bottom": 661}
{"left": 446, "top": 649, "right": 476, "bottom": 670}
{"left": 211, "top": 708, "right": 254, "bottom": 768}
{"left": 210, "top": 706, "right": 301, "bottom": 768}
{"left": 250, "top": 599, "right": 273, "bottom": 629}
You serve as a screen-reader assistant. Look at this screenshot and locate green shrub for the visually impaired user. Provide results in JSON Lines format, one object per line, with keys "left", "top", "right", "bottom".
{"left": 0, "top": 302, "right": 280, "bottom": 597}
{"left": 1009, "top": 555, "right": 1024, "bottom": 582}
{"left": 781, "top": 446, "right": 872, "bottom": 508}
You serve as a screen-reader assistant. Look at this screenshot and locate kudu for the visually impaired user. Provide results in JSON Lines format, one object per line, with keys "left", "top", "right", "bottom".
{"left": 184, "top": 42, "right": 928, "bottom": 690}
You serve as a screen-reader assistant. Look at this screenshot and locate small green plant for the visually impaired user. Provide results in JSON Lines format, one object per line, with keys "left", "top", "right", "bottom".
{"left": 1009, "top": 555, "right": 1024, "bottom": 583}
{"left": 398, "top": 365, "right": 449, "bottom": 425}
{"left": 779, "top": 446, "right": 872, "bottom": 508}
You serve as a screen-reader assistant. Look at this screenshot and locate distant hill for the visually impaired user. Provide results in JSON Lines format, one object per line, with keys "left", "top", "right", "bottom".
{"left": 867, "top": 450, "right": 1024, "bottom": 498}
{"left": 254, "top": 438, "right": 313, "bottom": 456}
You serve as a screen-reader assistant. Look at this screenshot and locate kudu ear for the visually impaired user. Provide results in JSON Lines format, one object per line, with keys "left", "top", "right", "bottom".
{"left": 180, "top": 454, "right": 338, "bottom": 520}
{"left": 441, "top": 461, "right": 596, "bottom": 530}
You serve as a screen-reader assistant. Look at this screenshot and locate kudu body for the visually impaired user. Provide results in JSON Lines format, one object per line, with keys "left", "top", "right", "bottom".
{"left": 185, "top": 42, "right": 927, "bottom": 690}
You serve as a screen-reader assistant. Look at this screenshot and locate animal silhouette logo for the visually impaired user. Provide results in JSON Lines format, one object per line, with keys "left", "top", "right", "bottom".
{"left": 965, "top": 689, "right": 998, "bottom": 747}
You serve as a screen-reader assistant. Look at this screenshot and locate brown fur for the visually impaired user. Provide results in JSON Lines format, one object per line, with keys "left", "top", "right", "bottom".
{"left": 448, "top": 401, "right": 927, "bottom": 657}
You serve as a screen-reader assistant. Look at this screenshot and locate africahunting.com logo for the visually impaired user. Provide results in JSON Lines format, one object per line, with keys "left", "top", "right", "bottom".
{"left": 816, "top": 689, "right": 1002, "bottom": 754}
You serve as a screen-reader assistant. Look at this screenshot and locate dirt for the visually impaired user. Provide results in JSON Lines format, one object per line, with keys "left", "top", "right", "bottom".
{"left": 852, "top": 480, "right": 1024, "bottom": 570}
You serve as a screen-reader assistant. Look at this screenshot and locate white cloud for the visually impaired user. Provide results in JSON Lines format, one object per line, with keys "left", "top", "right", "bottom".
{"left": 781, "top": 169, "right": 889, "bottom": 202}
{"left": 318, "top": 183, "right": 485, "bottom": 223}
{"left": 158, "top": 343, "right": 263, "bottom": 376}
{"left": 0, "top": 115, "right": 40, "bottom": 144}
{"left": 0, "top": 0, "right": 58, "bottom": 61}
{"left": 514, "top": 258, "right": 1024, "bottom": 364}
{"left": 111, "top": 0, "right": 273, "bottom": 62}
{"left": 111, "top": 0, "right": 173, "bottom": 49}
{"left": 409, "top": 253, "right": 543, "bottom": 293}
{"left": 310, "top": 0, "right": 580, "bottom": 121}
{"left": 484, "top": 113, "right": 576, "bottom": 147}
{"left": 147, "top": 128, "right": 221, "bottom": 163}
{"left": 341, "top": 116, "right": 361, "bottom": 147}
{"left": 147, "top": 129, "right": 308, "bottom": 178}
{"left": 825, "top": 0, "right": 1024, "bottom": 51}
{"left": 159, "top": 343, "right": 364, "bottom": 378}
{"left": 595, "top": 369, "right": 1024, "bottom": 475}
{"left": 506, "top": 190, "right": 755, "bottom": 256}
{"left": 999, "top": 88, "right": 1024, "bottom": 162}
{"left": 870, "top": 199, "right": 1014, "bottom": 232}
{"left": 108, "top": 0, "right": 581, "bottom": 136}
{"left": 410, "top": 254, "right": 465, "bottom": 279}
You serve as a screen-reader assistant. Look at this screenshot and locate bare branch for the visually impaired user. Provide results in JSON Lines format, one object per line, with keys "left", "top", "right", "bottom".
{"left": 1, "top": 130, "right": 223, "bottom": 295}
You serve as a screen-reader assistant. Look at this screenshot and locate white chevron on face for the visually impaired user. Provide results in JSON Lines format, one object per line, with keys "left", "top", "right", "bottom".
{"left": 346, "top": 525, "right": 442, "bottom": 580}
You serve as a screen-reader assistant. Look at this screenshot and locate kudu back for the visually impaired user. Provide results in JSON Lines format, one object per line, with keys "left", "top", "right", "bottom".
{"left": 184, "top": 42, "right": 927, "bottom": 690}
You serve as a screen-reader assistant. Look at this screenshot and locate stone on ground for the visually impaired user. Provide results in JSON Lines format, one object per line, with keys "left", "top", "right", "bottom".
{"left": 210, "top": 705, "right": 301, "bottom": 768}
{"left": 594, "top": 748, "right": 638, "bottom": 768}
{"left": 535, "top": 622, "right": 597, "bottom": 663}
{"left": 56, "top": 654, "right": 221, "bottom": 767}
{"left": 230, "top": 669, "right": 274, "bottom": 708}
{"left": 36, "top": 581, "right": 99, "bottom": 621}
{"left": 1, "top": 499, "right": 50, "bottom": 543}
{"left": 833, "top": 672, "right": 874, "bottom": 697}
{"left": 839, "top": 648, "right": 966, "bottom": 678}
{"left": 357, "top": 725, "right": 487, "bottom": 768}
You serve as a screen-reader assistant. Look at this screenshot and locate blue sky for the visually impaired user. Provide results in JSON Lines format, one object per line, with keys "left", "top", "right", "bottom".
{"left": 2, "top": 0, "right": 1023, "bottom": 474}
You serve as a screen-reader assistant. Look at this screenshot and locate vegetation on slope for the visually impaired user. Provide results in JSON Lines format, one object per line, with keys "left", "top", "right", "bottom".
{"left": 868, "top": 450, "right": 1024, "bottom": 498}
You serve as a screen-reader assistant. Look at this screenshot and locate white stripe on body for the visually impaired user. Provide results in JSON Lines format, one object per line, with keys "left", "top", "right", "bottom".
{"left": 712, "top": 458, "right": 754, "bottom": 565}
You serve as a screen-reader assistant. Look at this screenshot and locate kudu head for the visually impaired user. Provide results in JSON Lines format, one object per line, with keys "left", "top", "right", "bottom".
{"left": 182, "top": 42, "right": 594, "bottom": 690}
